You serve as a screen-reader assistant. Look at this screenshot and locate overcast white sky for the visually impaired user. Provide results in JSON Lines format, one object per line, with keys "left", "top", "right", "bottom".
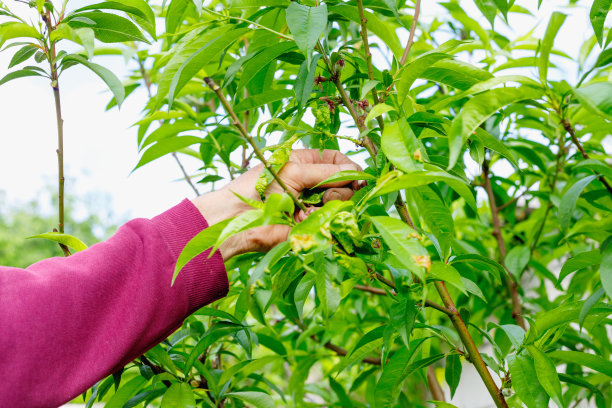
{"left": 0, "top": 0, "right": 603, "bottom": 228}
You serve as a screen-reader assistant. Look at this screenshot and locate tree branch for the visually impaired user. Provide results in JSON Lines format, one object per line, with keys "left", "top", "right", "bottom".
{"left": 399, "top": 0, "right": 421, "bottom": 65}
{"left": 204, "top": 77, "right": 306, "bottom": 211}
{"left": 482, "top": 159, "right": 526, "bottom": 330}
{"left": 171, "top": 152, "right": 200, "bottom": 196}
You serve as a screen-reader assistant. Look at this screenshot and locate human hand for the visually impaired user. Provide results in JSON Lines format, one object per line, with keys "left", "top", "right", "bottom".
{"left": 192, "top": 149, "right": 362, "bottom": 260}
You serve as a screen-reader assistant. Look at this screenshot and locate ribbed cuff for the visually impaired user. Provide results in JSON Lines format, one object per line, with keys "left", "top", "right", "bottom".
{"left": 151, "top": 199, "right": 228, "bottom": 312}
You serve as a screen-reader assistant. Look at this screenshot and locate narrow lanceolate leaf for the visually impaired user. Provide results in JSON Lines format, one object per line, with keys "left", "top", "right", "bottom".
{"left": 168, "top": 28, "right": 249, "bottom": 107}
{"left": 374, "top": 351, "right": 444, "bottom": 407}
{"left": 165, "top": 0, "right": 191, "bottom": 33}
{"left": 236, "top": 42, "right": 297, "bottom": 92}
{"left": 590, "top": 0, "right": 612, "bottom": 46}
{"left": 526, "top": 346, "right": 565, "bottom": 408}
{"left": 365, "top": 104, "right": 395, "bottom": 126}
{"left": 558, "top": 250, "right": 602, "bottom": 284}
{"left": 396, "top": 52, "right": 452, "bottom": 103}
{"left": 173, "top": 219, "right": 231, "bottom": 284}
{"left": 133, "top": 136, "right": 202, "bottom": 171}
{"left": 160, "top": 383, "right": 196, "bottom": 408}
{"left": 0, "top": 69, "right": 43, "bottom": 86}
{"left": 539, "top": 12, "right": 566, "bottom": 83}
{"left": 601, "top": 244, "right": 612, "bottom": 298}
{"left": 8, "top": 44, "right": 38, "bottom": 68}
{"left": 226, "top": 391, "right": 275, "bottom": 408}
{"left": 105, "top": 376, "right": 148, "bottom": 408}
{"left": 558, "top": 175, "right": 597, "bottom": 231}
{"left": 548, "top": 350, "right": 612, "bottom": 378}
{"left": 381, "top": 120, "right": 422, "bottom": 172}
{"left": 234, "top": 89, "right": 293, "bottom": 112}
{"left": 505, "top": 245, "right": 530, "bottom": 280}
{"left": 68, "top": 12, "right": 149, "bottom": 43}
{"left": 415, "top": 185, "right": 454, "bottom": 259}
{"left": 314, "top": 170, "right": 376, "bottom": 187}
{"left": 447, "top": 86, "right": 543, "bottom": 169}
{"left": 0, "top": 22, "right": 41, "bottom": 47}
{"left": 429, "top": 262, "right": 466, "bottom": 294}
{"left": 580, "top": 287, "right": 605, "bottom": 327}
{"left": 371, "top": 216, "right": 429, "bottom": 280}
{"left": 285, "top": 2, "right": 327, "bottom": 66}
{"left": 509, "top": 353, "right": 549, "bottom": 408}
{"left": 574, "top": 82, "right": 612, "bottom": 120}
{"left": 27, "top": 232, "right": 88, "bottom": 252}
{"left": 62, "top": 54, "right": 125, "bottom": 107}
{"left": 445, "top": 354, "right": 462, "bottom": 398}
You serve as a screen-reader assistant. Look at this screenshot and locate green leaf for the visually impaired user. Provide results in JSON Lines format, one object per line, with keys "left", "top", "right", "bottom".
{"left": 381, "top": 120, "right": 422, "bottom": 173}
{"left": 212, "top": 209, "right": 265, "bottom": 253}
{"left": 396, "top": 52, "right": 452, "bottom": 103}
{"left": 27, "top": 232, "right": 88, "bottom": 252}
{"left": 161, "top": 383, "right": 196, "bottom": 408}
{"left": 526, "top": 345, "right": 565, "bottom": 408}
{"left": 580, "top": 287, "right": 606, "bottom": 327}
{"left": 62, "top": 54, "right": 125, "bottom": 107}
{"left": 474, "top": 0, "right": 498, "bottom": 27}
{"left": 374, "top": 351, "right": 444, "bottom": 407}
{"left": 421, "top": 59, "right": 493, "bottom": 91}
{"left": 0, "top": 69, "right": 43, "bottom": 86}
{"left": 72, "top": 0, "right": 156, "bottom": 37}
{"left": 234, "top": 89, "right": 293, "bottom": 112}
{"left": 509, "top": 353, "right": 549, "bottom": 408}
{"left": 575, "top": 82, "right": 612, "bottom": 120}
{"left": 371, "top": 216, "right": 429, "bottom": 280}
{"left": 226, "top": 391, "right": 275, "bottom": 408}
{"left": 313, "top": 170, "right": 376, "bottom": 187}
{"left": 165, "top": 0, "right": 191, "bottom": 33}
{"left": 333, "top": 329, "right": 384, "bottom": 374}
{"left": 0, "top": 22, "right": 41, "bottom": 47}
{"left": 473, "top": 128, "right": 518, "bottom": 167}
{"left": 286, "top": 2, "right": 327, "bottom": 66}
{"left": 415, "top": 185, "right": 454, "bottom": 259}
{"left": 548, "top": 350, "right": 612, "bottom": 378}
{"left": 505, "top": 245, "right": 530, "bottom": 280}
{"left": 237, "top": 42, "right": 297, "bottom": 92}
{"left": 365, "top": 103, "right": 395, "bottom": 126}
{"left": 429, "top": 262, "right": 466, "bottom": 294}
{"left": 558, "top": 250, "right": 602, "bottom": 284}
{"left": 133, "top": 136, "right": 201, "bottom": 171}
{"left": 445, "top": 354, "right": 462, "bottom": 398}
{"left": 447, "top": 86, "right": 543, "bottom": 169}
{"left": 68, "top": 12, "right": 149, "bottom": 43}
{"left": 168, "top": 28, "right": 249, "bottom": 107}
{"left": 558, "top": 175, "right": 597, "bottom": 231}
{"left": 602, "top": 243, "right": 612, "bottom": 298}
{"left": 573, "top": 159, "right": 612, "bottom": 180}
{"left": 590, "top": 0, "right": 612, "bottom": 46}
{"left": 173, "top": 219, "right": 231, "bottom": 284}
{"left": 8, "top": 44, "right": 38, "bottom": 68}
{"left": 539, "top": 12, "right": 566, "bottom": 83}
{"left": 368, "top": 171, "right": 477, "bottom": 211}
{"left": 295, "top": 54, "right": 321, "bottom": 109}
{"left": 450, "top": 254, "right": 504, "bottom": 283}
{"left": 105, "top": 376, "right": 148, "bottom": 408}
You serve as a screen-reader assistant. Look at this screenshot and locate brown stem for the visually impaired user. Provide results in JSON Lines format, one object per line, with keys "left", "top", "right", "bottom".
{"left": 482, "top": 159, "right": 526, "bottom": 330}
{"left": 399, "top": 0, "right": 422, "bottom": 65}
{"left": 435, "top": 282, "right": 508, "bottom": 408}
{"left": 427, "top": 365, "right": 446, "bottom": 402}
{"left": 562, "top": 119, "right": 612, "bottom": 196}
{"left": 204, "top": 77, "right": 306, "bottom": 211}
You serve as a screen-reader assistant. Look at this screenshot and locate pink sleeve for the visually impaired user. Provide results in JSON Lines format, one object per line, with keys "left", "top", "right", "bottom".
{"left": 0, "top": 199, "right": 228, "bottom": 408}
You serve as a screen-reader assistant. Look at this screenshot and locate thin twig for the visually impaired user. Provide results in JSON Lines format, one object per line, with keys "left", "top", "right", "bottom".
{"left": 482, "top": 159, "right": 526, "bottom": 330}
{"left": 399, "top": 0, "right": 422, "bottom": 65}
{"left": 427, "top": 365, "right": 446, "bottom": 402}
{"left": 323, "top": 341, "right": 381, "bottom": 365}
{"left": 361, "top": 277, "right": 451, "bottom": 314}
{"left": 204, "top": 77, "right": 306, "bottom": 211}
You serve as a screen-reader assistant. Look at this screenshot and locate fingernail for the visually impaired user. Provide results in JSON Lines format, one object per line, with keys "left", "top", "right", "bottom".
{"left": 340, "top": 164, "right": 356, "bottom": 171}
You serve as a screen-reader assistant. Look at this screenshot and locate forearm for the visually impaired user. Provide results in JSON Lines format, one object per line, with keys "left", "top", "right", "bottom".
{"left": 0, "top": 199, "right": 227, "bottom": 408}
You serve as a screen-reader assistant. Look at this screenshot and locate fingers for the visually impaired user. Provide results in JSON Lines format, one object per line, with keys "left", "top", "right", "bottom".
{"left": 281, "top": 162, "right": 362, "bottom": 190}
{"left": 290, "top": 149, "right": 361, "bottom": 166}
{"left": 322, "top": 187, "right": 354, "bottom": 203}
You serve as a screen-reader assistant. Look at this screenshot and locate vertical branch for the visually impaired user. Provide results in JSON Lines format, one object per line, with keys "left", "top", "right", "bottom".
{"left": 204, "top": 77, "right": 307, "bottom": 211}
{"left": 435, "top": 281, "right": 509, "bottom": 408}
{"left": 482, "top": 159, "right": 526, "bottom": 330}
{"left": 400, "top": 0, "right": 421, "bottom": 65}
{"left": 427, "top": 365, "right": 446, "bottom": 402}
